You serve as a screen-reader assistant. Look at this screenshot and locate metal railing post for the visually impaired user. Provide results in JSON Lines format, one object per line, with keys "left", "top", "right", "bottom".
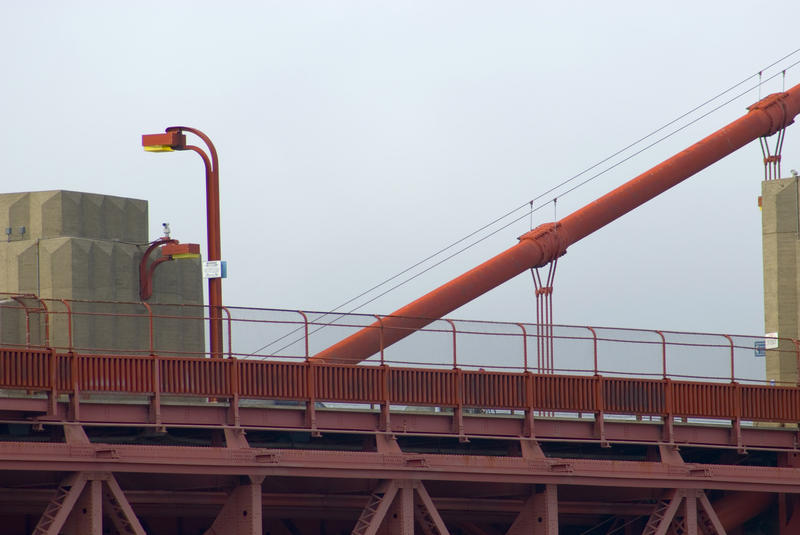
{"left": 60, "top": 299, "right": 73, "bottom": 353}
{"left": 445, "top": 319, "right": 458, "bottom": 369}
{"left": 723, "top": 334, "right": 735, "bottom": 382}
{"left": 655, "top": 330, "right": 666, "bottom": 379}
{"left": 297, "top": 310, "right": 310, "bottom": 359}
{"left": 516, "top": 323, "right": 528, "bottom": 372}
{"left": 794, "top": 340, "right": 800, "bottom": 387}
{"left": 35, "top": 297, "right": 50, "bottom": 347}
{"left": 374, "top": 315, "right": 385, "bottom": 366}
{"left": 220, "top": 306, "right": 233, "bottom": 358}
{"left": 587, "top": 327, "right": 598, "bottom": 375}
{"left": 151, "top": 354, "right": 162, "bottom": 427}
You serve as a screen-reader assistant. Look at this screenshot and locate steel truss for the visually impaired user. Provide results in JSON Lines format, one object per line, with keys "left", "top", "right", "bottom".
{"left": 2, "top": 423, "right": 800, "bottom": 534}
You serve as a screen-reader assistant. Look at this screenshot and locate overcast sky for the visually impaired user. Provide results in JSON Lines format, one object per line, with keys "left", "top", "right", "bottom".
{"left": 2, "top": 2, "right": 799, "bottom": 366}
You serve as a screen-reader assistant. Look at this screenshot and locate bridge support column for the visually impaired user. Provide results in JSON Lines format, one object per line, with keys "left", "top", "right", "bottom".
{"left": 351, "top": 480, "right": 450, "bottom": 535}
{"left": 385, "top": 484, "right": 414, "bottom": 535}
{"left": 61, "top": 479, "right": 102, "bottom": 535}
{"left": 506, "top": 484, "right": 558, "bottom": 535}
{"left": 203, "top": 477, "right": 264, "bottom": 535}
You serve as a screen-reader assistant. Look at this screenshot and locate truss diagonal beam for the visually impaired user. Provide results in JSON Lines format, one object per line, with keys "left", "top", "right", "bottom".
{"left": 351, "top": 480, "right": 400, "bottom": 535}
{"left": 102, "top": 474, "right": 147, "bottom": 535}
{"left": 697, "top": 491, "right": 727, "bottom": 535}
{"left": 642, "top": 489, "right": 728, "bottom": 535}
{"left": 351, "top": 480, "right": 451, "bottom": 535}
{"left": 32, "top": 472, "right": 146, "bottom": 535}
{"left": 32, "top": 473, "right": 89, "bottom": 535}
{"left": 413, "top": 481, "right": 451, "bottom": 535}
{"left": 642, "top": 490, "right": 683, "bottom": 535}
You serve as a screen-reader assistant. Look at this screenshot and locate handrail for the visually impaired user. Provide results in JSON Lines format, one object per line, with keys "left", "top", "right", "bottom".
{"left": 2, "top": 346, "right": 800, "bottom": 429}
{"left": 0, "top": 298, "right": 793, "bottom": 386}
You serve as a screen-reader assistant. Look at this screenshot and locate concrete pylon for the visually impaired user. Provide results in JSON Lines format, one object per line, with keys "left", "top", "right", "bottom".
{"left": 0, "top": 190, "right": 204, "bottom": 356}
{"left": 761, "top": 177, "right": 800, "bottom": 386}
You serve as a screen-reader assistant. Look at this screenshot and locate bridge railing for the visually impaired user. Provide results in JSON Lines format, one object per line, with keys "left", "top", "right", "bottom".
{"left": 3, "top": 347, "right": 800, "bottom": 425}
{"left": 0, "top": 296, "right": 794, "bottom": 385}
{"left": 2, "top": 296, "right": 800, "bottom": 426}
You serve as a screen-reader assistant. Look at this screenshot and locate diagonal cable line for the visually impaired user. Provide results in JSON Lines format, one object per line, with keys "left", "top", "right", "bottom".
{"left": 558, "top": 58, "right": 800, "bottom": 199}
{"left": 249, "top": 50, "right": 800, "bottom": 356}
{"left": 262, "top": 203, "right": 551, "bottom": 357}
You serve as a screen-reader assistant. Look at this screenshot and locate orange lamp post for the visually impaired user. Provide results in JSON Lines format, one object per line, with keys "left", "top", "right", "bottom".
{"left": 142, "top": 127, "right": 224, "bottom": 359}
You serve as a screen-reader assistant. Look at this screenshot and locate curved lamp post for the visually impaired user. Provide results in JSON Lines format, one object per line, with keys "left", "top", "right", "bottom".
{"left": 141, "top": 127, "right": 224, "bottom": 359}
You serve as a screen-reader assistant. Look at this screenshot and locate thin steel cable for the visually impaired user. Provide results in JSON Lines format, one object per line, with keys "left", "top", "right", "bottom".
{"left": 329, "top": 53, "right": 800, "bottom": 316}
{"left": 269, "top": 62, "right": 799, "bottom": 345}
{"left": 557, "top": 59, "right": 800, "bottom": 199}
{"left": 257, "top": 202, "right": 552, "bottom": 356}
{"left": 251, "top": 51, "right": 800, "bottom": 355}
{"left": 247, "top": 201, "right": 532, "bottom": 355}
{"left": 524, "top": 47, "right": 800, "bottom": 208}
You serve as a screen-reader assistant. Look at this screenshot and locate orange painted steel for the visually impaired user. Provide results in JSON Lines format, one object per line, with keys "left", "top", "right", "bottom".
{"left": 314, "top": 84, "right": 800, "bottom": 364}
{"left": 6, "top": 346, "right": 800, "bottom": 427}
{"left": 0, "top": 348, "right": 51, "bottom": 390}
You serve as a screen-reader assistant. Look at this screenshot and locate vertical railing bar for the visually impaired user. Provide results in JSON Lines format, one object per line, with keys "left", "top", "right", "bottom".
{"left": 516, "top": 323, "right": 528, "bottom": 373}
{"left": 297, "top": 310, "right": 310, "bottom": 359}
{"left": 445, "top": 319, "right": 458, "bottom": 369}
{"left": 35, "top": 298, "right": 50, "bottom": 347}
{"left": 48, "top": 347, "right": 57, "bottom": 415}
{"left": 152, "top": 354, "right": 161, "bottom": 426}
{"left": 794, "top": 340, "right": 800, "bottom": 388}
{"left": 656, "top": 330, "right": 666, "bottom": 379}
{"left": 70, "top": 352, "right": 79, "bottom": 421}
{"left": 220, "top": 306, "right": 233, "bottom": 358}
{"left": 587, "top": 326, "right": 598, "bottom": 375}
{"left": 374, "top": 315, "right": 385, "bottom": 366}
{"left": 723, "top": 334, "right": 735, "bottom": 383}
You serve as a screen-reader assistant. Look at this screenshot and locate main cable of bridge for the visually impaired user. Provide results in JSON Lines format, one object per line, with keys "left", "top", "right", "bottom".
{"left": 250, "top": 49, "right": 800, "bottom": 357}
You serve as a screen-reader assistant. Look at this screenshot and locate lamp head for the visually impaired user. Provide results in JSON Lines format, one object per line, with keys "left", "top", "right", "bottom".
{"left": 161, "top": 242, "right": 201, "bottom": 259}
{"left": 142, "top": 131, "right": 187, "bottom": 152}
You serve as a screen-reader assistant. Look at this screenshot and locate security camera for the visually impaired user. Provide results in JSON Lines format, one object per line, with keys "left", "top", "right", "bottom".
{"left": 162, "top": 222, "right": 171, "bottom": 238}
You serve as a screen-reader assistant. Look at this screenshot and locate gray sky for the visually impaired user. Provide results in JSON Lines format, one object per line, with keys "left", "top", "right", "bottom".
{"left": 2, "top": 1, "right": 799, "bottom": 353}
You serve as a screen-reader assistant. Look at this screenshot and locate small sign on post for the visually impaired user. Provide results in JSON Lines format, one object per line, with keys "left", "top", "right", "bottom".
{"left": 765, "top": 332, "right": 779, "bottom": 350}
{"left": 754, "top": 340, "right": 766, "bottom": 358}
{"left": 202, "top": 260, "right": 227, "bottom": 279}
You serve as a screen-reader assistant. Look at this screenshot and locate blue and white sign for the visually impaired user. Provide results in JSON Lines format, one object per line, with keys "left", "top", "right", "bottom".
{"left": 202, "top": 260, "right": 228, "bottom": 279}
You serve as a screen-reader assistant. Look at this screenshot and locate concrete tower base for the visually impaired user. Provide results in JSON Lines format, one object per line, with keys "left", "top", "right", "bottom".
{"left": 0, "top": 190, "right": 205, "bottom": 356}
{"left": 762, "top": 177, "right": 800, "bottom": 385}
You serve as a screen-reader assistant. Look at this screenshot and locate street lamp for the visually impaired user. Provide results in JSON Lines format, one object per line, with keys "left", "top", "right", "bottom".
{"left": 142, "top": 126, "right": 224, "bottom": 359}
